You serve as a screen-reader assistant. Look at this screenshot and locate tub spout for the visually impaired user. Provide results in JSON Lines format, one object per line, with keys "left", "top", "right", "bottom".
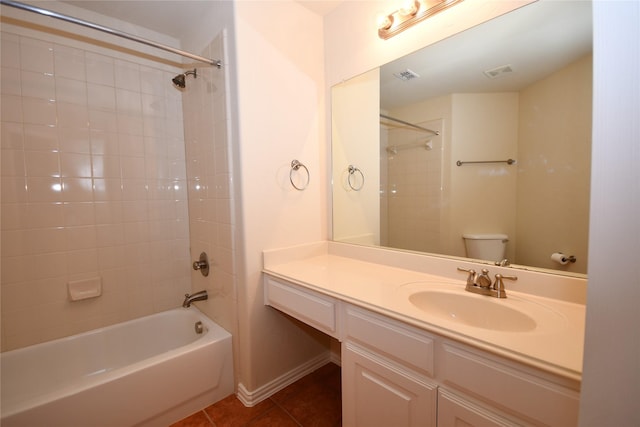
{"left": 183, "top": 290, "right": 208, "bottom": 308}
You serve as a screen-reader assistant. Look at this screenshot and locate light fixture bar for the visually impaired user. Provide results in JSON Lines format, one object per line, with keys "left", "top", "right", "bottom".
{"left": 379, "top": 0, "right": 465, "bottom": 40}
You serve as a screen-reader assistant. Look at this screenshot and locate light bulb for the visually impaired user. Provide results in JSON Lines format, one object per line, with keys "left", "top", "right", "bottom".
{"left": 376, "top": 12, "right": 394, "bottom": 30}
{"left": 399, "top": 0, "right": 419, "bottom": 16}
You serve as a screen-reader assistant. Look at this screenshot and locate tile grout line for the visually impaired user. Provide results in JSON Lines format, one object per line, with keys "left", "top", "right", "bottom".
{"left": 269, "top": 397, "right": 304, "bottom": 427}
{"left": 202, "top": 408, "right": 216, "bottom": 426}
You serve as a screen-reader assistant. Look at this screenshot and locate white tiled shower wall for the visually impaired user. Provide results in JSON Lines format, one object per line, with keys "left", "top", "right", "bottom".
{"left": 182, "top": 33, "right": 238, "bottom": 338}
{"left": 0, "top": 31, "right": 192, "bottom": 351}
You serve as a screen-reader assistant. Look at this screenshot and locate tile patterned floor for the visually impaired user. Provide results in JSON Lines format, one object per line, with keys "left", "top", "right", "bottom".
{"left": 171, "top": 363, "right": 342, "bottom": 427}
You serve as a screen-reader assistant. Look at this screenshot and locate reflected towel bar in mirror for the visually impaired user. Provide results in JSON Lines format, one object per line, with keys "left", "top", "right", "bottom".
{"left": 380, "top": 114, "right": 439, "bottom": 136}
{"left": 347, "top": 165, "right": 365, "bottom": 191}
{"left": 386, "top": 139, "right": 433, "bottom": 154}
{"left": 456, "top": 159, "right": 516, "bottom": 166}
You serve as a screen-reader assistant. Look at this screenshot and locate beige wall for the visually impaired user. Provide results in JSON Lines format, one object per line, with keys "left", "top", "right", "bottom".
{"left": 580, "top": 3, "right": 639, "bottom": 424}
{"left": 233, "top": 0, "right": 330, "bottom": 398}
{"left": 0, "top": 3, "right": 190, "bottom": 351}
{"left": 516, "top": 55, "right": 592, "bottom": 273}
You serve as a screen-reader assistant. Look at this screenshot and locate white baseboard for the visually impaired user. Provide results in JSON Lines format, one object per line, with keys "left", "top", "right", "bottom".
{"left": 236, "top": 351, "right": 334, "bottom": 407}
{"left": 328, "top": 348, "right": 341, "bottom": 366}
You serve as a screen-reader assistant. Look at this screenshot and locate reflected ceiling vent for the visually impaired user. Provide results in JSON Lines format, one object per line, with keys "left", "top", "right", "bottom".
{"left": 393, "top": 69, "right": 420, "bottom": 81}
{"left": 483, "top": 64, "right": 514, "bottom": 79}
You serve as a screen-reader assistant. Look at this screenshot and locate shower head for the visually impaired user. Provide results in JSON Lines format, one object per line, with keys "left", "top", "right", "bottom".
{"left": 172, "top": 69, "right": 197, "bottom": 88}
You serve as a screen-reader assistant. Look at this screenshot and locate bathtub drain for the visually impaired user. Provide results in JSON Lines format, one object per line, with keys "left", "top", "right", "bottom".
{"left": 194, "top": 321, "right": 204, "bottom": 334}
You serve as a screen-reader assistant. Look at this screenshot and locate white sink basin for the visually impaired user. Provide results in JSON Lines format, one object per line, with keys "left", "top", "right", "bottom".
{"left": 396, "top": 282, "right": 568, "bottom": 334}
{"left": 409, "top": 290, "right": 537, "bottom": 332}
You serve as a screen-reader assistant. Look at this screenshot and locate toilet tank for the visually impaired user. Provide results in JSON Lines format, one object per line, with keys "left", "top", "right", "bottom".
{"left": 462, "top": 234, "right": 508, "bottom": 261}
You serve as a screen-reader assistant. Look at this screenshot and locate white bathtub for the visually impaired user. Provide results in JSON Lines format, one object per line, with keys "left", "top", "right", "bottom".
{"left": 0, "top": 307, "right": 234, "bottom": 427}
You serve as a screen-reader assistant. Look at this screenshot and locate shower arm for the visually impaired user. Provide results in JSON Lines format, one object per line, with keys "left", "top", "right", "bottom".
{"left": 0, "top": 0, "right": 222, "bottom": 68}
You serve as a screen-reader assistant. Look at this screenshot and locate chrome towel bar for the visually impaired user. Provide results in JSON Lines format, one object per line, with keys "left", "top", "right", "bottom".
{"left": 456, "top": 159, "right": 516, "bottom": 166}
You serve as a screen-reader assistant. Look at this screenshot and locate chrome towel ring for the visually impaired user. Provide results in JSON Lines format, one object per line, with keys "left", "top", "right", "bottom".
{"left": 290, "top": 160, "right": 310, "bottom": 191}
{"left": 347, "top": 165, "right": 365, "bottom": 191}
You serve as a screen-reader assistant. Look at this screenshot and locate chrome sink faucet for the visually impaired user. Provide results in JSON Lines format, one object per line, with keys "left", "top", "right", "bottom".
{"left": 457, "top": 267, "right": 517, "bottom": 298}
{"left": 183, "top": 290, "right": 208, "bottom": 308}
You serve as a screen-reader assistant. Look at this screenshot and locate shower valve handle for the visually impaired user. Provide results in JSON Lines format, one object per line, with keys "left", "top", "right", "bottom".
{"left": 193, "top": 260, "right": 207, "bottom": 270}
{"left": 192, "top": 252, "right": 209, "bottom": 277}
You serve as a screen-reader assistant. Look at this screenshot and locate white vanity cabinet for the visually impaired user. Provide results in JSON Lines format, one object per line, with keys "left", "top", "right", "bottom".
{"left": 342, "top": 305, "right": 438, "bottom": 427}
{"left": 264, "top": 276, "right": 340, "bottom": 339}
{"left": 437, "top": 342, "right": 580, "bottom": 426}
{"left": 263, "top": 274, "right": 580, "bottom": 427}
{"left": 437, "top": 388, "right": 529, "bottom": 427}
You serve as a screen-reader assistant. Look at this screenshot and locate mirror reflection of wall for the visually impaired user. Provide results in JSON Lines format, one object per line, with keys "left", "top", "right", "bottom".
{"left": 332, "top": 69, "right": 380, "bottom": 246}
{"left": 332, "top": 1, "right": 592, "bottom": 275}
{"left": 515, "top": 55, "right": 591, "bottom": 272}
{"left": 381, "top": 117, "right": 444, "bottom": 254}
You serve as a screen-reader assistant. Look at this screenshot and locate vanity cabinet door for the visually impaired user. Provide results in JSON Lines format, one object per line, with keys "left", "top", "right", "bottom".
{"left": 342, "top": 342, "right": 437, "bottom": 427}
{"left": 437, "top": 388, "right": 532, "bottom": 427}
{"left": 439, "top": 342, "right": 579, "bottom": 426}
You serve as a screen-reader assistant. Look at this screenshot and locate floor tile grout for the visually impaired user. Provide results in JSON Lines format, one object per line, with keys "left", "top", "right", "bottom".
{"left": 269, "top": 397, "right": 304, "bottom": 427}
{"left": 202, "top": 408, "right": 215, "bottom": 427}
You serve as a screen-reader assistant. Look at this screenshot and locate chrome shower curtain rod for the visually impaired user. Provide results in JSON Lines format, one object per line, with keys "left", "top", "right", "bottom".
{"left": 380, "top": 114, "right": 439, "bottom": 136}
{"left": 0, "top": 0, "right": 222, "bottom": 68}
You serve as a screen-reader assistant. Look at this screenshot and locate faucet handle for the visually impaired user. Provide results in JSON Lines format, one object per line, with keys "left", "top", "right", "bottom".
{"left": 457, "top": 267, "right": 477, "bottom": 286}
{"left": 493, "top": 274, "right": 517, "bottom": 298}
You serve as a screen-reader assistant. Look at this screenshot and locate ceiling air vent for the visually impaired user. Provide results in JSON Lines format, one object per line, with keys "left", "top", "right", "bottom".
{"left": 393, "top": 69, "right": 420, "bottom": 81}
{"left": 483, "top": 64, "right": 514, "bottom": 79}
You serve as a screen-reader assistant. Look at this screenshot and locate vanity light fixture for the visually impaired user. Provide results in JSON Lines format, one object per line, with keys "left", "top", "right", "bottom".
{"left": 378, "top": 0, "right": 465, "bottom": 40}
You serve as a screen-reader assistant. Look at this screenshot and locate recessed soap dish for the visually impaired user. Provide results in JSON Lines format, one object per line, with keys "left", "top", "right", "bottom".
{"left": 68, "top": 277, "right": 102, "bottom": 301}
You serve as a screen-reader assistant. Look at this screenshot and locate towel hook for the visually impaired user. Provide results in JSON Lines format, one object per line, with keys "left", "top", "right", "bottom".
{"left": 289, "top": 160, "right": 310, "bottom": 191}
{"left": 347, "top": 165, "right": 365, "bottom": 191}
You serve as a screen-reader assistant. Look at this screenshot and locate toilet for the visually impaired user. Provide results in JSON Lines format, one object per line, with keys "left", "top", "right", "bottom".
{"left": 462, "top": 234, "right": 508, "bottom": 262}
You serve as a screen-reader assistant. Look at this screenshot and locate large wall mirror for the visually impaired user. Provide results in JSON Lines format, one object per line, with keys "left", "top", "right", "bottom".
{"left": 331, "top": 1, "right": 592, "bottom": 276}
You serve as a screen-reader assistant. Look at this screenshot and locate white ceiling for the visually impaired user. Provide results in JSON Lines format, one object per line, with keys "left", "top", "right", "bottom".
{"left": 61, "top": 1, "right": 217, "bottom": 39}
{"left": 62, "top": 0, "right": 342, "bottom": 39}
{"left": 295, "top": 0, "right": 343, "bottom": 16}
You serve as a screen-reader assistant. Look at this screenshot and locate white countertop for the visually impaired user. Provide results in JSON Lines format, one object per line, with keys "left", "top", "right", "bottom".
{"left": 263, "top": 241, "right": 586, "bottom": 382}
